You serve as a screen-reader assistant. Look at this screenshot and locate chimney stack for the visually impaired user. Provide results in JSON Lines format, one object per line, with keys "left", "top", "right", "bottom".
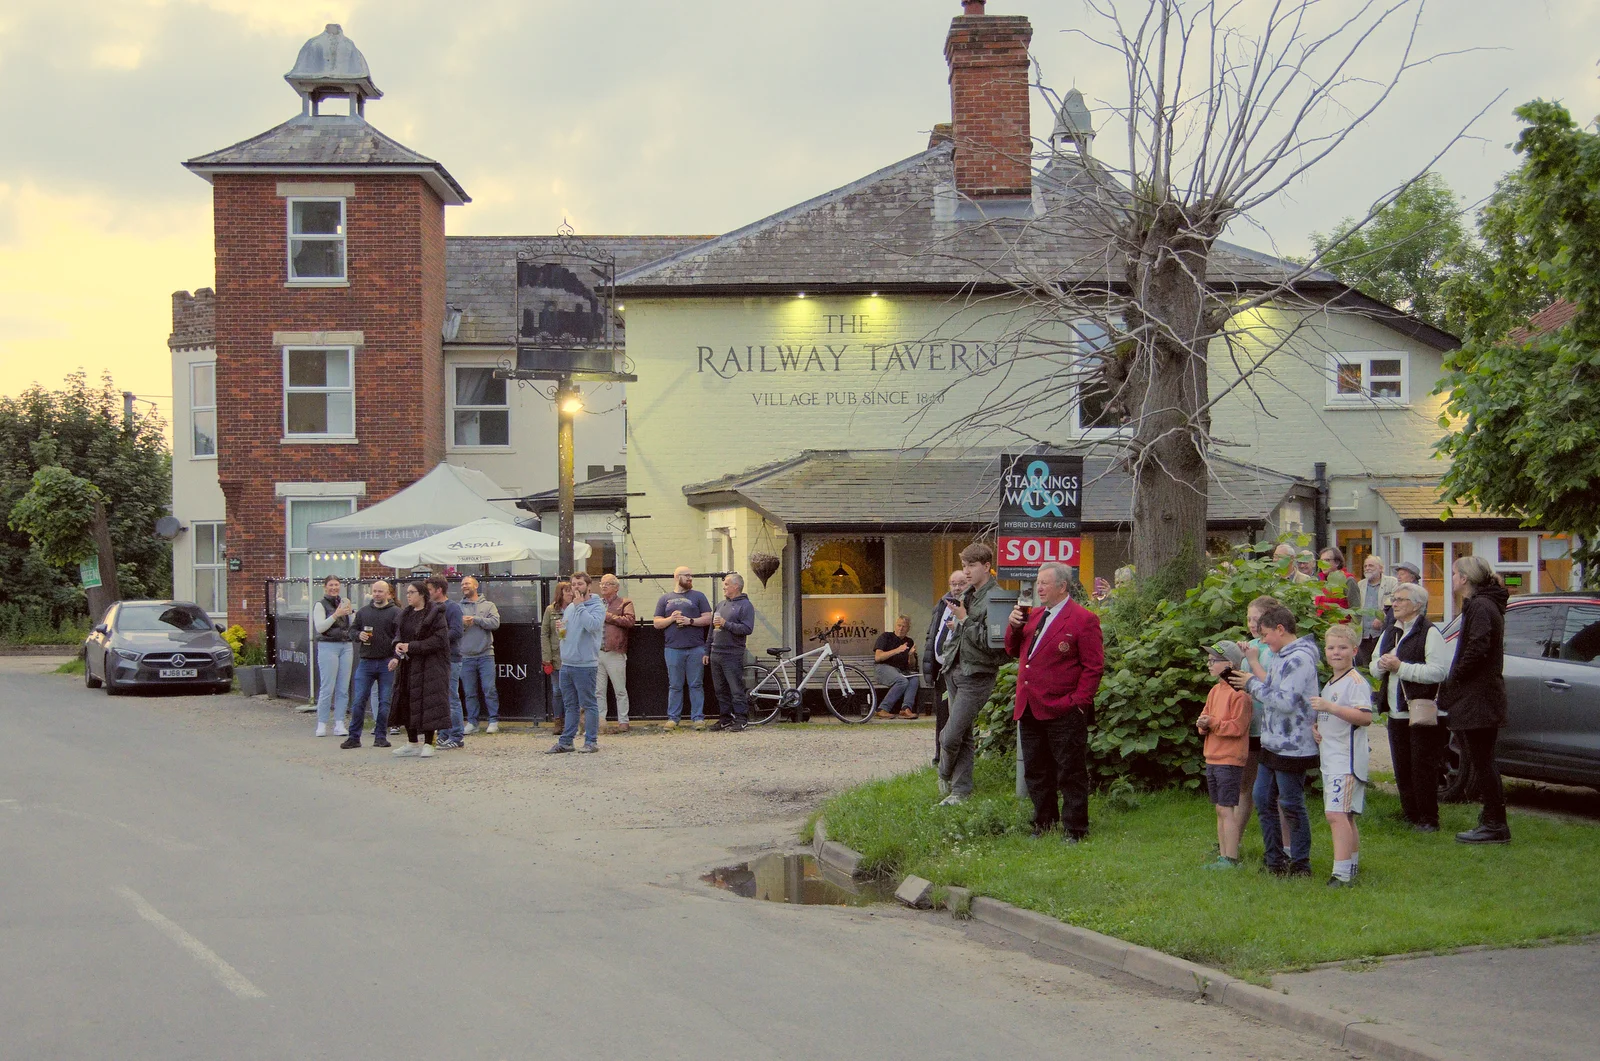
{"left": 944, "top": 3, "right": 1033, "bottom": 200}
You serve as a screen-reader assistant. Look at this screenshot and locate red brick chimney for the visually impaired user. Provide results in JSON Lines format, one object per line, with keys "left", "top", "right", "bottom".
{"left": 944, "top": 2, "right": 1034, "bottom": 199}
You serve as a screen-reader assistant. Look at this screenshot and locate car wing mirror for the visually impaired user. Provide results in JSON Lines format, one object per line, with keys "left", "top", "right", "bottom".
{"left": 215, "top": 623, "right": 226, "bottom": 633}
{"left": 93, "top": 623, "right": 109, "bottom": 635}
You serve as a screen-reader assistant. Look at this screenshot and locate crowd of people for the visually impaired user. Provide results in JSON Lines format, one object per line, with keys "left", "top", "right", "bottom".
{"left": 1194, "top": 550, "right": 1514, "bottom": 887}
{"left": 302, "top": 541, "right": 1517, "bottom": 868}
{"left": 309, "top": 565, "right": 765, "bottom": 756}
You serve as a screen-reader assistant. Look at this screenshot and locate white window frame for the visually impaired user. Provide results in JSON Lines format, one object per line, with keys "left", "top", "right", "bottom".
{"left": 193, "top": 521, "right": 227, "bottom": 615}
{"left": 285, "top": 496, "right": 358, "bottom": 581}
{"left": 1073, "top": 319, "right": 1131, "bottom": 438}
{"left": 282, "top": 346, "right": 356, "bottom": 441}
{"left": 1326, "top": 351, "right": 1410, "bottom": 407}
{"left": 190, "top": 361, "right": 217, "bottom": 460}
{"left": 285, "top": 196, "right": 347, "bottom": 285}
{"left": 449, "top": 364, "right": 512, "bottom": 450}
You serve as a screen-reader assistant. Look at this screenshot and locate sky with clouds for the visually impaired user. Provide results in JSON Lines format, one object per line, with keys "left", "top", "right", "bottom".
{"left": 1, "top": 0, "right": 1596, "bottom": 429}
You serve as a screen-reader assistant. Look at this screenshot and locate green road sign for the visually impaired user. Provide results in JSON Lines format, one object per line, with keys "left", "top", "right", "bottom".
{"left": 79, "top": 555, "right": 101, "bottom": 589}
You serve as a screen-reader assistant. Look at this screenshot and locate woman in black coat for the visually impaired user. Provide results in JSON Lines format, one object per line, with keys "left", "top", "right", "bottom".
{"left": 388, "top": 581, "right": 452, "bottom": 757}
{"left": 1440, "top": 555, "right": 1512, "bottom": 844}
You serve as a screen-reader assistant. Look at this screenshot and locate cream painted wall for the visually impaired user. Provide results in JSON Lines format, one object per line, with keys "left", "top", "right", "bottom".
{"left": 1208, "top": 305, "right": 1452, "bottom": 480}
{"left": 442, "top": 348, "right": 626, "bottom": 496}
{"left": 622, "top": 293, "right": 1461, "bottom": 655}
{"left": 622, "top": 292, "right": 1082, "bottom": 596}
{"left": 170, "top": 346, "right": 226, "bottom": 612}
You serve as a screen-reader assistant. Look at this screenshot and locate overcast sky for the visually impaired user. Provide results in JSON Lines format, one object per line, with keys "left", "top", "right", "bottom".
{"left": 1, "top": 0, "right": 1596, "bottom": 427}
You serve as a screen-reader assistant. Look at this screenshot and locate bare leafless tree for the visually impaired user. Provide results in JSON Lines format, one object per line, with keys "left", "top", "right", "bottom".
{"left": 901, "top": 0, "right": 1491, "bottom": 592}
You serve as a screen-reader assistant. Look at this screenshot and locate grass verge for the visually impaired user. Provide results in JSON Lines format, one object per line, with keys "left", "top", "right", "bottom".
{"left": 819, "top": 758, "right": 1600, "bottom": 980}
{"left": 54, "top": 658, "right": 85, "bottom": 675}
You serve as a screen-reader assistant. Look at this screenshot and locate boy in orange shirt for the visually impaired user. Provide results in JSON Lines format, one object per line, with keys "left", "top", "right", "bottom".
{"left": 1200, "top": 655, "right": 1254, "bottom": 869}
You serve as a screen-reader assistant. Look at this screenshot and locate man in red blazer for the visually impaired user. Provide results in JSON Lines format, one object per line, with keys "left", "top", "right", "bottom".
{"left": 1005, "top": 562, "right": 1105, "bottom": 842}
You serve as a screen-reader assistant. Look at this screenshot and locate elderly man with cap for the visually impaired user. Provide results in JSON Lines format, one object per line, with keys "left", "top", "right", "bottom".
{"left": 1395, "top": 560, "right": 1422, "bottom": 585}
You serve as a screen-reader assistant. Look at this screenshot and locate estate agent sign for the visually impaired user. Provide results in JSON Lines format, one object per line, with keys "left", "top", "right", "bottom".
{"left": 997, "top": 454, "right": 1083, "bottom": 579}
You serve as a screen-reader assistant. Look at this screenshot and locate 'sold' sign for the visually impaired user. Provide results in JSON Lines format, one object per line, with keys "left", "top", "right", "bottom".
{"left": 997, "top": 454, "right": 1083, "bottom": 579}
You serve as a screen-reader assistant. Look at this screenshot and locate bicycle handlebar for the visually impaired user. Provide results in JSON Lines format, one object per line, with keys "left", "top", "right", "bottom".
{"left": 809, "top": 618, "right": 845, "bottom": 644}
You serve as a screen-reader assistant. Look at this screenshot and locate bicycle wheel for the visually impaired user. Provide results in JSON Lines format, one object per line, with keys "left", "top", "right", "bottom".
{"left": 745, "top": 662, "right": 784, "bottom": 726}
{"left": 824, "top": 663, "right": 877, "bottom": 724}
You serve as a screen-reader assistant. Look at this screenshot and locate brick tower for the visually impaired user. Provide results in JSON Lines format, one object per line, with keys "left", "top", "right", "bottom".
{"left": 184, "top": 24, "right": 468, "bottom": 635}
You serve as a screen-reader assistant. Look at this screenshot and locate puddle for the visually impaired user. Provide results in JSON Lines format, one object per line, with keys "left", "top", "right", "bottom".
{"left": 704, "top": 852, "right": 883, "bottom": 906}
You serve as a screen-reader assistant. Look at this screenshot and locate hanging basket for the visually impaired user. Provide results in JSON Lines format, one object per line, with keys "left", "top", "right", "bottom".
{"left": 749, "top": 551, "right": 781, "bottom": 587}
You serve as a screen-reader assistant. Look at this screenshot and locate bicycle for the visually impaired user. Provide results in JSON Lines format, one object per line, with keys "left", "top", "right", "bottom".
{"left": 744, "top": 619, "right": 878, "bottom": 725}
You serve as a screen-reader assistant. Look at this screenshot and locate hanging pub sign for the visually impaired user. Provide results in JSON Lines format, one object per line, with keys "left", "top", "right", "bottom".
{"left": 997, "top": 453, "right": 1083, "bottom": 579}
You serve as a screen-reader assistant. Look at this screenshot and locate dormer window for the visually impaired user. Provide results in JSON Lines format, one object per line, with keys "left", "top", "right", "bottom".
{"left": 287, "top": 197, "right": 346, "bottom": 282}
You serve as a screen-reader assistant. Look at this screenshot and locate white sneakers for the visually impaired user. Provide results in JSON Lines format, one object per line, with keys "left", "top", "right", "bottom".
{"left": 392, "top": 743, "right": 422, "bottom": 757}
{"left": 485, "top": 721, "right": 498, "bottom": 734}
{"left": 463, "top": 723, "right": 477, "bottom": 735}
{"left": 419, "top": 743, "right": 435, "bottom": 758}
{"left": 315, "top": 722, "right": 327, "bottom": 737}
{"left": 333, "top": 720, "right": 348, "bottom": 737}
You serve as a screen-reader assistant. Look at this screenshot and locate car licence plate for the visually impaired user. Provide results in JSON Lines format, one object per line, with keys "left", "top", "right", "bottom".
{"left": 159, "top": 668, "right": 198, "bottom": 678}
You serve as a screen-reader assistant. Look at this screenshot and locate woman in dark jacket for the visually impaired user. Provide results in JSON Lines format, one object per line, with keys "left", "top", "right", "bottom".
{"left": 388, "top": 581, "right": 452, "bottom": 757}
{"left": 1440, "top": 555, "right": 1512, "bottom": 844}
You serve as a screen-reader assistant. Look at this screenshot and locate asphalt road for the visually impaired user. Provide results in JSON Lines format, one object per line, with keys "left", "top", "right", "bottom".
{"left": 0, "top": 665, "right": 1347, "bottom": 1061}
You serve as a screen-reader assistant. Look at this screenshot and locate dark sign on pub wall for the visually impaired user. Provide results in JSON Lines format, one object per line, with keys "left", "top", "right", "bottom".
{"left": 997, "top": 453, "right": 1084, "bottom": 579}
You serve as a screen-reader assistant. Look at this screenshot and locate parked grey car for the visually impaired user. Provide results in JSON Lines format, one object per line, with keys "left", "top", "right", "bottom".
{"left": 1439, "top": 592, "right": 1600, "bottom": 797}
{"left": 83, "top": 601, "right": 234, "bottom": 695}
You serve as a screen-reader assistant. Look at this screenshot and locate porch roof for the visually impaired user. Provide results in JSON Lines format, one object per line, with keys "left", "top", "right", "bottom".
{"left": 683, "top": 449, "right": 1311, "bottom": 534}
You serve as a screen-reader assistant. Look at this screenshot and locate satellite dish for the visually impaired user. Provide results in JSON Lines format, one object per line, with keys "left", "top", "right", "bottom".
{"left": 154, "top": 516, "right": 184, "bottom": 540}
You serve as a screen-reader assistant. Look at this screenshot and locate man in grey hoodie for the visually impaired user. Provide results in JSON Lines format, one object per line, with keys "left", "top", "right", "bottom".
{"left": 1228, "top": 600, "right": 1321, "bottom": 876}
{"left": 549, "top": 572, "right": 606, "bottom": 754}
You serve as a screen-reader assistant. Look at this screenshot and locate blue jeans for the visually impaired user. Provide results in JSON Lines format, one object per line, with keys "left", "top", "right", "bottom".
{"left": 878, "top": 672, "right": 920, "bottom": 714}
{"left": 315, "top": 641, "right": 353, "bottom": 725}
{"left": 710, "top": 653, "right": 747, "bottom": 721}
{"left": 348, "top": 657, "right": 393, "bottom": 739}
{"left": 558, "top": 664, "right": 599, "bottom": 748}
{"left": 664, "top": 646, "right": 705, "bottom": 722}
{"left": 461, "top": 654, "right": 499, "bottom": 725}
{"left": 1254, "top": 765, "right": 1313, "bottom": 871}
{"left": 443, "top": 659, "right": 464, "bottom": 742}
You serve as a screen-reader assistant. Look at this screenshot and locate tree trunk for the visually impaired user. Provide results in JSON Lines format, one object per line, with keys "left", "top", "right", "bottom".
{"left": 1123, "top": 201, "right": 1217, "bottom": 596}
{"left": 85, "top": 500, "right": 121, "bottom": 621}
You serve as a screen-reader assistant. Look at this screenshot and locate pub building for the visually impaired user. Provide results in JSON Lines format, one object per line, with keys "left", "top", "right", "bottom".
{"left": 171, "top": 6, "right": 1555, "bottom": 673}
{"left": 609, "top": 0, "right": 1480, "bottom": 655}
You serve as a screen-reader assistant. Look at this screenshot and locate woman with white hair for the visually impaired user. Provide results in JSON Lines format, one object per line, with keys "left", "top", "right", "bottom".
{"left": 1440, "top": 555, "right": 1512, "bottom": 844}
{"left": 1371, "top": 580, "right": 1451, "bottom": 831}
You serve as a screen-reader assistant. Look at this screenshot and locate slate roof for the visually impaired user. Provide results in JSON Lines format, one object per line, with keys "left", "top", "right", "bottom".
{"left": 1374, "top": 486, "right": 1522, "bottom": 529}
{"left": 682, "top": 449, "right": 1311, "bottom": 532}
{"left": 444, "top": 236, "right": 712, "bottom": 346}
{"left": 619, "top": 144, "right": 1332, "bottom": 294}
{"left": 184, "top": 114, "right": 469, "bottom": 204}
{"left": 517, "top": 468, "right": 628, "bottom": 513}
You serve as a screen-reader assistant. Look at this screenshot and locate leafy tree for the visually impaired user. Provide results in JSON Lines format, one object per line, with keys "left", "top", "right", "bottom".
{"left": 9, "top": 465, "right": 102, "bottom": 565}
{"left": 0, "top": 372, "right": 172, "bottom": 626}
{"left": 1436, "top": 101, "right": 1600, "bottom": 583}
{"left": 1311, "top": 173, "right": 1478, "bottom": 336}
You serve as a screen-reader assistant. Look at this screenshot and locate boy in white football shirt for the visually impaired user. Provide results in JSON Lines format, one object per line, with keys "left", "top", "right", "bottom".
{"left": 1311, "top": 624, "right": 1373, "bottom": 887}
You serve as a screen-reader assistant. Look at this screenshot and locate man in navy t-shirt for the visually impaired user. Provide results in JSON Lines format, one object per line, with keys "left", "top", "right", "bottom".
{"left": 653, "top": 566, "right": 712, "bottom": 727}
